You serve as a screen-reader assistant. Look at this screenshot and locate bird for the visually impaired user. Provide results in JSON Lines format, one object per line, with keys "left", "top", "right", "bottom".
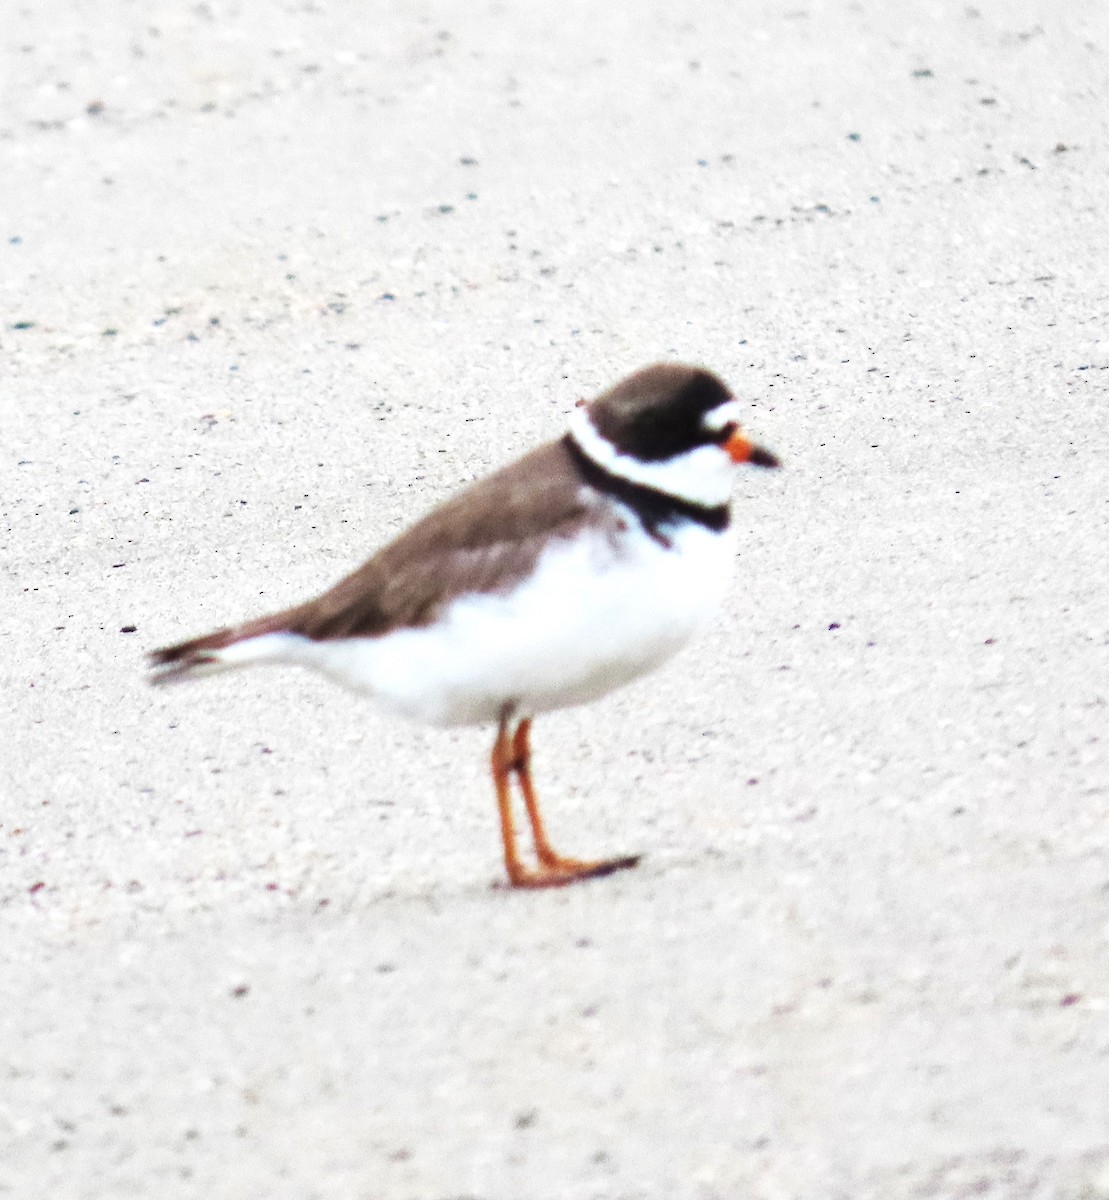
{"left": 149, "top": 363, "right": 779, "bottom": 888}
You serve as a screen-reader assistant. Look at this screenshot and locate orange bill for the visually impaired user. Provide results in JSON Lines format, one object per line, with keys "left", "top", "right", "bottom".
{"left": 723, "top": 430, "right": 781, "bottom": 468}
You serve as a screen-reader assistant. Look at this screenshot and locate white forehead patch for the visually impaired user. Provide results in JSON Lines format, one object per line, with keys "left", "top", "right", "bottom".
{"left": 701, "top": 399, "right": 743, "bottom": 433}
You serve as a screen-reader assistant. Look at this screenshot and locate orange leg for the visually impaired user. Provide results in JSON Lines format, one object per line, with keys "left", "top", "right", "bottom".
{"left": 491, "top": 714, "right": 531, "bottom": 886}
{"left": 490, "top": 713, "right": 640, "bottom": 889}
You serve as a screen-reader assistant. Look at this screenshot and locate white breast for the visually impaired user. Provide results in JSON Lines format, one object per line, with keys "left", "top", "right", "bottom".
{"left": 266, "top": 512, "right": 737, "bottom": 727}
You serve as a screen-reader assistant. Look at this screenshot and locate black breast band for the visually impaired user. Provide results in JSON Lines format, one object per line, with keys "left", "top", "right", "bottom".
{"left": 562, "top": 434, "right": 730, "bottom": 547}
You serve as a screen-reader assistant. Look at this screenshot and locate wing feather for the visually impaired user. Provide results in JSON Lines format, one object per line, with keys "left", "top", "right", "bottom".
{"left": 285, "top": 438, "right": 597, "bottom": 640}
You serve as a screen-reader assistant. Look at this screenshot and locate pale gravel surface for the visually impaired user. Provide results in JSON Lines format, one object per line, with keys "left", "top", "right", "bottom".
{"left": 3, "top": 2, "right": 1109, "bottom": 1197}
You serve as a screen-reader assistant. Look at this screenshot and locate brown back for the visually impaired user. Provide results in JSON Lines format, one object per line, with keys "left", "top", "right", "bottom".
{"left": 283, "top": 438, "right": 608, "bottom": 641}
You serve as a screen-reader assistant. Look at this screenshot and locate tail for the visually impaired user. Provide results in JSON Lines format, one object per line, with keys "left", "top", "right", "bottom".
{"left": 148, "top": 609, "right": 301, "bottom": 686}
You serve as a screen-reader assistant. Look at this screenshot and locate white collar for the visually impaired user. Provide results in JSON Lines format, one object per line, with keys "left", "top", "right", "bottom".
{"left": 566, "top": 404, "right": 738, "bottom": 509}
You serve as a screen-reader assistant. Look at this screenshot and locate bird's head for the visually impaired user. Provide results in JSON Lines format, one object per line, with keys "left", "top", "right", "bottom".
{"left": 569, "top": 363, "right": 779, "bottom": 506}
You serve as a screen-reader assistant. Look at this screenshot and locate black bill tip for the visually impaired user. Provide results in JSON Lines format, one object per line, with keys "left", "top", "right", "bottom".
{"left": 749, "top": 444, "right": 781, "bottom": 469}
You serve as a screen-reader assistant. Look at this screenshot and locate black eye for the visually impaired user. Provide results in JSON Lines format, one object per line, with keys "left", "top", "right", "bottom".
{"left": 712, "top": 420, "right": 738, "bottom": 446}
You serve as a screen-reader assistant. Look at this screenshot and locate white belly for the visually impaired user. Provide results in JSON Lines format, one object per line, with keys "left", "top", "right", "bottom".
{"left": 239, "top": 520, "right": 736, "bottom": 727}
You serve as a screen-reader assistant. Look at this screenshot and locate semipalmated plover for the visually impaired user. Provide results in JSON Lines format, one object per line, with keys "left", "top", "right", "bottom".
{"left": 150, "top": 363, "right": 779, "bottom": 887}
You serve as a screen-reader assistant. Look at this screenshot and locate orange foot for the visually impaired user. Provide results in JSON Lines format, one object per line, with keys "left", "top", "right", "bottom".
{"left": 501, "top": 854, "right": 642, "bottom": 890}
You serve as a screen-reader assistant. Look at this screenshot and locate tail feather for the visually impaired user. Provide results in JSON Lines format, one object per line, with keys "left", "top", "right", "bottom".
{"left": 148, "top": 609, "right": 299, "bottom": 685}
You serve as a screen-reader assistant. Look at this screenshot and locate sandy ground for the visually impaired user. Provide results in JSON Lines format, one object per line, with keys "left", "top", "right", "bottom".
{"left": 3, "top": 1, "right": 1109, "bottom": 1196}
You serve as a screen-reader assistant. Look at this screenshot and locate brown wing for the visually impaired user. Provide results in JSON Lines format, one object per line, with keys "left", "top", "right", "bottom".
{"left": 148, "top": 439, "right": 602, "bottom": 677}
{"left": 281, "top": 437, "right": 602, "bottom": 641}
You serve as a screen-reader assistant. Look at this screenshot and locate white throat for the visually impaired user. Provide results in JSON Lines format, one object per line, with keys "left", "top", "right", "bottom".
{"left": 567, "top": 406, "right": 736, "bottom": 508}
